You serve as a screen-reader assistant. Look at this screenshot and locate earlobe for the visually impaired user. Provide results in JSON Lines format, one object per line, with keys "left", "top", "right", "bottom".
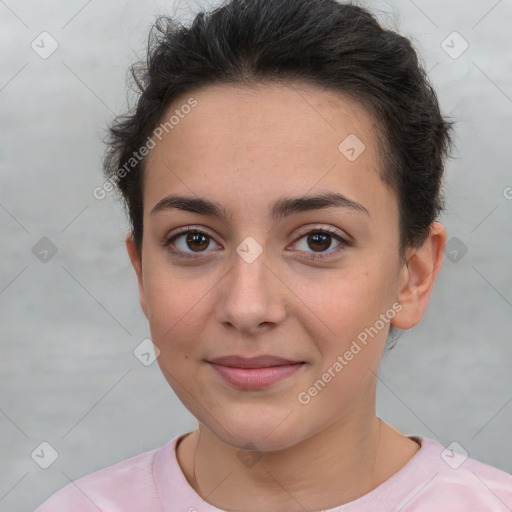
{"left": 391, "top": 222, "right": 447, "bottom": 330}
{"left": 125, "top": 233, "right": 148, "bottom": 318}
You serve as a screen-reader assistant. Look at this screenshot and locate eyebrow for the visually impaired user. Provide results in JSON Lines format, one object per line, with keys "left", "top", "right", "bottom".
{"left": 150, "top": 191, "right": 369, "bottom": 221}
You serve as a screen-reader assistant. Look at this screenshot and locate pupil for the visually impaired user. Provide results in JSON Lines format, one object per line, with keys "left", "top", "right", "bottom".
{"left": 187, "top": 232, "right": 209, "bottom": 251}
{"left": 184, "top": 232, "right": 332, "bottom": 253}
{"left": 309, "top": 233, "right": 330, "bottom": 252}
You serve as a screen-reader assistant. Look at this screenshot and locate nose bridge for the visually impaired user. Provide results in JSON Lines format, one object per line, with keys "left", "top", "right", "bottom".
{"left": 216, "top": 235, "right": 286, "bottom": 331}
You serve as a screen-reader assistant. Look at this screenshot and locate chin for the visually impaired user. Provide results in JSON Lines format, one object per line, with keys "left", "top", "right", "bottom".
{"left": 203, "top": 412, "right": 309, "bottom": 453}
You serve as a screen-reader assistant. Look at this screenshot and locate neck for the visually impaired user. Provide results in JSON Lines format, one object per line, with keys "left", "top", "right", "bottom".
{"left": 176, "top": 409, "right": 419, "bottom": 511}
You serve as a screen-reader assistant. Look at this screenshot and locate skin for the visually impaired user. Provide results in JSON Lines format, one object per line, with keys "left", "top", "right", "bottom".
{"left": 126, "top": 81, "right": 446, "bottom": 511}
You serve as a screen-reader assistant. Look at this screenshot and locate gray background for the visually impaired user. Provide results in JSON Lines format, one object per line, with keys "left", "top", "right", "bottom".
{"left": 1, "top": 0, "right": 511, "bottom": 510}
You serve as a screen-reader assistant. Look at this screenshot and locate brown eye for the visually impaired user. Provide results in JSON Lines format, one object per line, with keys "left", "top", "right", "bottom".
{"left": 293, "top": 228, "right": 350, "bottom": 260}
{"left": 164, "top": 226, "right": 349, "bottom": 261}
{"left": 164, "top": 228, "right": 221, "bottom": 258}
{"left": 306, "top": 232, "right": 333, "bottom": 252}
{"left": 184, "top": 232, "right": 210, "bottom": 252}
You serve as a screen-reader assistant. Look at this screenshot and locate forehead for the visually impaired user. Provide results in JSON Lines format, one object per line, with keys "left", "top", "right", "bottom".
{"left": 155, "top": 81, "right": 378, "bottom": 156}
{"left": 143, "top": 81, "right": 395, "bottom": 222}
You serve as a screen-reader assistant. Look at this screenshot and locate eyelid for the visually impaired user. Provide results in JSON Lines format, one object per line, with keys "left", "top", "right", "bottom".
{"left": 162, "top": 225, "right": 220, "bottom": 249}
{"left": 164, "top": 225, "right": 217, "bottom": 241}
{"left": 293, "top": 224, "right": 347, "bottom": 240}
{"left": 289, "top": 225, "right": 351, "bottom": 259}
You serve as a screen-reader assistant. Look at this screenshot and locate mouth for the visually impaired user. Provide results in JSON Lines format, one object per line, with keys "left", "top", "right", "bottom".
{"left": 206, "top": 355, "right": 306, "bottom": 389}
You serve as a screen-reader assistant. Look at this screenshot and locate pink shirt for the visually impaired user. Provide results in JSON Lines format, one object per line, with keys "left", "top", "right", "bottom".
{"left": 35, "top": 433, "right": 512, "bottom": 511}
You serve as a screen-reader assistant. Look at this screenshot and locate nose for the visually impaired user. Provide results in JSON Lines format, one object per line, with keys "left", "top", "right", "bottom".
{"left": 215, "top": 244, "right": 287, "bottom": 334}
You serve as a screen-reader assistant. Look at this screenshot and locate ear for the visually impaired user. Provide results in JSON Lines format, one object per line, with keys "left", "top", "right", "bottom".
{"left": 391, "top": 222, "right": 446, "bottom": 330}
{"left": 125, "top": 232, "right": 148, "bottom": 319}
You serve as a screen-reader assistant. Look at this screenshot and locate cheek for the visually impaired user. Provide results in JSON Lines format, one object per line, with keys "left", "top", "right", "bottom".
{"left": 302, "top": 264, "right": 394, "bottom": 340}
{"left": 142, "top": 259, "right": 211, "bottom": 354}
{"left": 299, "top": 267, "right": 395, "bottom": 396}
{"left": 295, "top": 270, "right": 391, "bottom": 414}
{"left": 141, "top": 240, "right": 397, "bottom": 357}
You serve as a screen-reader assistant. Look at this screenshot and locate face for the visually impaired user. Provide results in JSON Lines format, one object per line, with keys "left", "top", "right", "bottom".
{"left": 130, "top": 82, "right": 411, "bottom": 451}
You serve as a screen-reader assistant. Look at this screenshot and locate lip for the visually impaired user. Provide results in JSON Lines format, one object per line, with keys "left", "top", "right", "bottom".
{"left": 208, "top": 355, "right": 303, "bottom": 368}
{"left": 207, "top": 355, "right": 305, "bottom": 389}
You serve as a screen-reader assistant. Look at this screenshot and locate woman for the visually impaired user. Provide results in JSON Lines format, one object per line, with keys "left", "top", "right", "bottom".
{"left": 36, "top": 0, "right": 512, "bottom": 510}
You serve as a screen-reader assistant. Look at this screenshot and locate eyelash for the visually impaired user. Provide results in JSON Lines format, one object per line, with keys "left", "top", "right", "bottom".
{"left": 162, "top": 226, "right": 350, "bottom": 261}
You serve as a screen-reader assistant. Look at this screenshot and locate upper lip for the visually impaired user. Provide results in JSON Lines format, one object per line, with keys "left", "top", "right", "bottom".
{"left": 208, "top": 355, "right": 304, "bottom": 368}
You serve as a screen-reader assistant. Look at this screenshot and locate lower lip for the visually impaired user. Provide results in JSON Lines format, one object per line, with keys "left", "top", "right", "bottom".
{"left": 208, "top": 363, "right": 304, "bottom": 389}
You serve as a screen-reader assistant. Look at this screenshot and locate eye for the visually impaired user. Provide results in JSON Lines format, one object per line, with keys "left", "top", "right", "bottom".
{"left": 163, "top": 226, "right": 350, "bottom": 261}
{"left": 163, "top": 227, "right": 220, "bottom": 259}
{"left": 292, "top": 227, "right": 349, "bottom": 260}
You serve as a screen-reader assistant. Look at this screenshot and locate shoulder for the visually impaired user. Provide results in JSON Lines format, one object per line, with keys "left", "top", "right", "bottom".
{"left": 405, "top": 437, "right": 512, "bottom": 511}
{"left": 34, "top": 441, "right": 172, "bottom": 512}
